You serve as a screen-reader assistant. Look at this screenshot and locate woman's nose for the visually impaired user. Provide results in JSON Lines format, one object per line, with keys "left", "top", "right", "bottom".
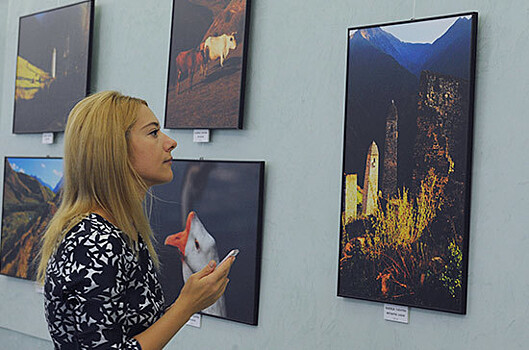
{"left": 165, "top": 133, "right": 177, "bottom": 151}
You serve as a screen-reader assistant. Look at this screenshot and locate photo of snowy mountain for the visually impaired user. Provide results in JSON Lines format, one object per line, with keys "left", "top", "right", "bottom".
{"left": 338, "top": 13, "right": 477, "bottom": 314}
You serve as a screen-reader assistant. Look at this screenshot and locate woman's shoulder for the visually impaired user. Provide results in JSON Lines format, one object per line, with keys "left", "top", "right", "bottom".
{"left": 60, "top": 213, "right": 132, "bottom": 254}
{"left": 48, "top": 213, "right": 138, "bottom": 276}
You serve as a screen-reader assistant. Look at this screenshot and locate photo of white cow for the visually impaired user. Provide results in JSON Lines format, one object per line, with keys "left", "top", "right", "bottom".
{"left": 165, "top": 0, "right": 251, "bottom": 129}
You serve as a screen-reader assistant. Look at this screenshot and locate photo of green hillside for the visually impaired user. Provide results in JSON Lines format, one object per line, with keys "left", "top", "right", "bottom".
{"left": 1, "top": 157, "right": 63, "bottom": 280}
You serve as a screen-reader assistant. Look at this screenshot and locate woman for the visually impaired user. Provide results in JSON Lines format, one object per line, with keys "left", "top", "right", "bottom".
{"left": 37, "top": 91, "right": 234, "bottom": 349}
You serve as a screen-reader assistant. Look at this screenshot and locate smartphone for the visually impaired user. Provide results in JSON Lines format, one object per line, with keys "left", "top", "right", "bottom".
{"left": 219, "top": 249, "right": 239, "bottom": 266}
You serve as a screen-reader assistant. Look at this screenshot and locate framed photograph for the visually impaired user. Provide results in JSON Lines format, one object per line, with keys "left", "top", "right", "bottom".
{"left": 164, "top": 0, "right": 251, "bottom": 129}
{"left": 1, "top": 157, "right": 63, "bottom": 280}
{"left": 13, "top": 0, "right": 93, "bottom": 133}
{"left": 338, "top": 13, "right": 477, "bottom": 314}
{"left": 150, "top": 159, "right": 264, "bottom": 325}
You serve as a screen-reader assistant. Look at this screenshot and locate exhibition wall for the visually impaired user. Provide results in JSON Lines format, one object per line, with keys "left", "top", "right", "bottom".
{"left": 1, "top": 0, "right": 528, "bottom": 349}
{"left": 0, "top": 1, "right": 7, "bottom": 101}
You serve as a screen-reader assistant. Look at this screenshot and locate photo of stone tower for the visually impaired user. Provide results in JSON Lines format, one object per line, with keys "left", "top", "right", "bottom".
{"left": 382, "top": 100, "right": 398, "bottom": 199}
{"left": 344, "top": 174, "right": 358, "bottom": 224}
{"left": 13, "top": 1, "right": 93, "bottom": 133}
{"left": 339, "top": 13, "right": 477, "bottom": 314}
{"left": 362, "top": 141, "right": 379, "bottom": 216}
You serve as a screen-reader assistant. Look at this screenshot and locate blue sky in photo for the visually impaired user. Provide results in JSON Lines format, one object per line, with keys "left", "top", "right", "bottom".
{"left": 8, "top": 157, "right": 63, "bottom": 189}
{"left": 349, "top": 15, "right": 471, "bottom": 44}
{"left": 382, "top": 15, "right": 469, "bottom": 43}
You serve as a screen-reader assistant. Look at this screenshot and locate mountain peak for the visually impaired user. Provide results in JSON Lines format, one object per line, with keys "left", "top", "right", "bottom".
{"left": 350, "top": 16, "right": 472, "bottom": 78}
{"left": 359, "top": 29, "right": 370, "bottom": 40}
{"left": 357, "top": 27, "right": 396, "bottom": 42}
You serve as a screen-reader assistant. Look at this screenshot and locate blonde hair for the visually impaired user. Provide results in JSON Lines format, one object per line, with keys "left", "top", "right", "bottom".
{"left": 37, "top": 91, "right": 159, "bottom": 282}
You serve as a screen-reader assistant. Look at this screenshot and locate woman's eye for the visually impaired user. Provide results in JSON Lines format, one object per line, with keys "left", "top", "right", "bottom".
{"left": 150, "top": 129, "right": 159, "bottom": 137}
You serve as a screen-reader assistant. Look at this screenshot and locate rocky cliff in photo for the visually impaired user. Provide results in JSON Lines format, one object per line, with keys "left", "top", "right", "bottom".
{"left": 1, "top": 161, "right": 60, "bottom": 280}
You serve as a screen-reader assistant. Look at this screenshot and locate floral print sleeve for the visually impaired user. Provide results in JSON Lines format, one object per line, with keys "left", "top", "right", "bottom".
{"left": 44, "top": 214, "right": 165, "bottom": 349}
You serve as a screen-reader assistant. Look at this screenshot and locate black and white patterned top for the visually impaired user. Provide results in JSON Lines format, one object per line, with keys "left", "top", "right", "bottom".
{"left": 44, "top": 213, "right": 165, "bottom": 349}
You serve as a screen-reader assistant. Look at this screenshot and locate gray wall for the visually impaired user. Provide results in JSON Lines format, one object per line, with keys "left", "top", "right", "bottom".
{"left": 1, "top": 0, "right": 528, "bottom": 349}
{"left": 0, "top": 1, "right": 8, "bottom": 115}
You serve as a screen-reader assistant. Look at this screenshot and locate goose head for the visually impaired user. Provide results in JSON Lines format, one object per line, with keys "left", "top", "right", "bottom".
{"left": 164, "top": 211, "right": 219, "bottom": 275}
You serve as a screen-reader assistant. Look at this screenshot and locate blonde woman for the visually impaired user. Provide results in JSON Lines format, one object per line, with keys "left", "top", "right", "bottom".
{"left": 38, "top": 91, "right": 234, "bottom": 349}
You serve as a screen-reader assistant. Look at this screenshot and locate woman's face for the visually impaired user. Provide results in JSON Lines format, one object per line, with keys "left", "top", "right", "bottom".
{"left": 129, "top": 105, "right": 177, "bottom": 188}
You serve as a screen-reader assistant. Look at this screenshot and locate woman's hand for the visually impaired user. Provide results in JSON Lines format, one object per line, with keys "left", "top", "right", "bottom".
{"left": 175, "top": 257, "right": 235, "bottom": 316}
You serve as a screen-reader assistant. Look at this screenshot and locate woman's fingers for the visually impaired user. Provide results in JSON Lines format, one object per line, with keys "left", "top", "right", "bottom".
{"left": 212, "top": 256, "right": 235, "bottom": 279}
{"left": 176, "top": 255, "right": 236, "bottom": 314}
{"left": 194, "top": 260, "right": 217, "bottom": 279}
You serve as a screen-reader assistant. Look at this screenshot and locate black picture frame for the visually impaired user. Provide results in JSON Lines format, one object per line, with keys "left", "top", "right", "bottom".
{"left": 1, "top": 157, "right": 64, "bottom": 280}
{"left": 12, "top": 0, "right": 94, "bottom": 134}
{"left": 164, "top": 0, "right": 252, "bottom": 129}
{"left": 338, "top": 12, "right": 478, "bottom": 314}
{"left": 150, "top": 159, "right": 265, "bottom": 325}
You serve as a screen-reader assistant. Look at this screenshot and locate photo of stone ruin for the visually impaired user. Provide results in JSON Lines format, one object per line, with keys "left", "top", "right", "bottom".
{"left": 339, "top": 13, "right": 477, "bottom": 314}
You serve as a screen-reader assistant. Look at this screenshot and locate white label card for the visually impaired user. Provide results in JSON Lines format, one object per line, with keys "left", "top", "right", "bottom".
{"left": 186, "top": 313, "right": 202, "bottom": 328}
{"left": 384, "top": 304, "right": 409, "bottom": 324}
{"left": 42, "top": 132, "right": 54, "bottom": 144}
{"left": 193, "top": 129, "right": 210, "bottom": 143}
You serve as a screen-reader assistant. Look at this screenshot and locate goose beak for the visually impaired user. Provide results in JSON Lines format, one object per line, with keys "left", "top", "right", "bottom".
{"left": 165, "top": 232, "right": 186, "bottom": 258}
{"left": 164, "top": 211, "right": 196, "bottom": 258}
